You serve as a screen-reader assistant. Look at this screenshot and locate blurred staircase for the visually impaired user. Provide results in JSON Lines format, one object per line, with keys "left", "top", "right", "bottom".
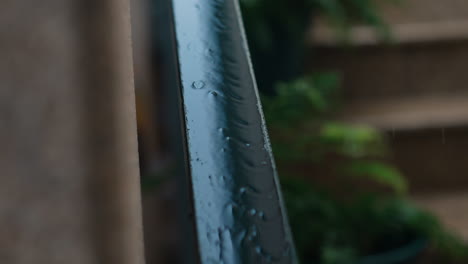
{"left": 309, "top": 0, "right": 468, "bottom": 239}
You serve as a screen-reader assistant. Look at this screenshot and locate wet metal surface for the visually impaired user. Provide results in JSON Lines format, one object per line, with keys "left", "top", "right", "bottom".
{"left": 169, "top": 0, "right": 298, "bottom": 263}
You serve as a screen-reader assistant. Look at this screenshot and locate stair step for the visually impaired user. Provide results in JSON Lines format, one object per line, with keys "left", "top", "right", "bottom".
{"left": 309, "top": 0, "right": 468, "bottom": 46}
{"left": 413, "top": 192, "right": 468, "bottom": 240}
{"left": 308, "top": 0, "right": 468, "bottom": 101}
{"left": 310, "top": 20, "right": 468, "bottom": 47}
{"left": 378, "top": 0, "right": 468, "bottom": 25}
{"left": 340, "top": 95, "right": 468, "bottom": 131}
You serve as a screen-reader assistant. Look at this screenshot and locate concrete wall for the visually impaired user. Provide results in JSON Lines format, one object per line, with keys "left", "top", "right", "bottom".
{"left": 0, "top": 1, "right": 144, "bottom": 263}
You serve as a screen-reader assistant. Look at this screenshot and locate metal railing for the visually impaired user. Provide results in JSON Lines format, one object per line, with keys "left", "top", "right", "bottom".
{"left": 154, "top": 0, "right": 298, "bottom": 263}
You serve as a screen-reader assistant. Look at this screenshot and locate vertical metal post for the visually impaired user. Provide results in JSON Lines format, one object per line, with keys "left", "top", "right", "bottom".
{"left": 157, "top": 0, "right": 299, "bottom": 263}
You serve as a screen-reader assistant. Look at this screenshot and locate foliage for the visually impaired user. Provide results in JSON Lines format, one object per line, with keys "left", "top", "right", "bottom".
{"left": 282, "top": 176, "right": 468, "bottom": 264}
{"left": 262, "top": 74, "right": 468, "bottom": 263}
{"left": 263, "top": 74, "right": 405, "bottom": 195}
{"left": 265, "top": 75, "right": 400, "bottom": 190}
{"left": 239, "top": 0, "right": 468, "bottom": 262}
{"left": 262, "top": 73, "right": 340, "bottom": 126}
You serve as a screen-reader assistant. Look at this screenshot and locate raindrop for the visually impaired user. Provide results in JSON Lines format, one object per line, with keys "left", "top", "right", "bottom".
{"left": 282, "top": 244, "right": 291, "bottom": 257}
{"left": 205, "top": 48, "right": 214, "bottom": 56}
{"left": 237, "top": 119, "right": 249, "bottom": 126}
{"left": 192, "top": 80, "right": 205, "bottom": 89}
{"left": 249, "top": 209, "right": 256, "bottom": 216}
{"left": 209, "top": 91, "right": 218, "bottom": 97}
{"left": 258, "top": 211, "right": 265, "bottom": 220}
{"left": 226, "top": 203, "right": 239, "bottom": 216}
{"left": 255, "top": 246, "right": 263, "bottom": 255}
{"left": 245, "top": 143, "right": 251, "bottom": 147}
{"left": 261, "top": 161, "right": 268, "bottom": 166}
{"left": 442, "top": 128, "right": 446, "bottom": 144}
{"left": 226, "top": 136, "right": 231, "bottom": 141}
{"left": 239, "top": 187, "right": 247, "bottom": 194}
{"left": 247, "top": 226, "right": 258, "bottom": 241}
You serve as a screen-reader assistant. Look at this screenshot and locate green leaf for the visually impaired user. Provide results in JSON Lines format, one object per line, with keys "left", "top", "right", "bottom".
{"left": 343, "top": 161, "right": 408, "bottom": 194}
{"left": 322, "top": 246, "right": 357, "bottom": 264}
{"left": 319, "top": 122, "right": 387, "bottom": 158}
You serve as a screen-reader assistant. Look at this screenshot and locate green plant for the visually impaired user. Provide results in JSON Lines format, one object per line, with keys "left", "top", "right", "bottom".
{"left": 239, "top": 1, "right": 468, "bottom": 261}
{"left": 283, "top": 176, "right": 468, "bottom": 264}
{"left": 262, "top": 74, "right": 468, "bottom": 263}
{"left": 263, "top": 74, "right": 406, "bottom": 194}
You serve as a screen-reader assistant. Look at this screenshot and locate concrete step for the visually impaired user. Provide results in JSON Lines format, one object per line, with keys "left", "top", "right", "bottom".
{"left": 413, "top": 191, "right": 468, "bottom": 240}
{"left": 308, "top": 1, "right": 468, "bottom": 102}
{"left": 339, "top": 94, "right": 468, "bottom": 131}
{"left": 310, "top": 20, "right": 468, "bottom": 47}
{"left": 309, "top": 39, "right": 468, "bottom": 101}
{"left": 310, "top": 0, "right": 468, "bottom": 46}
{"left": 387, "top": 125, "right": 468, "bottom": 193}
{"left": 377, "top": 0, "right": 468, "bottom": 25}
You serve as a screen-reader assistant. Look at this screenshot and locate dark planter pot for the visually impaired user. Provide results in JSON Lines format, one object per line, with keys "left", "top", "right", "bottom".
{"left": 358, "top": 239, "right": 427, "bottom": 264}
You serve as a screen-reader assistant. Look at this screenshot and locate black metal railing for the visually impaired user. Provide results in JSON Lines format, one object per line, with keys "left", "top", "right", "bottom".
{"left": 153, "top": 0, "right": 298, "bottom": 263}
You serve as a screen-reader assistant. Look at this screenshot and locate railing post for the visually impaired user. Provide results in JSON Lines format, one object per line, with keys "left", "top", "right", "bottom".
{"left": 155, "top": 0, "right": 299, "bottom": 263}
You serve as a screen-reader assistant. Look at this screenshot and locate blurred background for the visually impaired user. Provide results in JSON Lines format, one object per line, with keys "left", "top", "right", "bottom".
{"left": 133, "top": 0, "right": 468, "bottom": 263}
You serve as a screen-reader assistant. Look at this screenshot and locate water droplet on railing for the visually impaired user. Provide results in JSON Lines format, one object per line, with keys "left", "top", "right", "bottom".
{"left": 258, "top": 211, "right": 265, "bottom": 220}
{"left": 192, "top": 80, "right": 205, "bottom": 89}
{"left": 282, "top": 244, "right": 291, "bottom": 257}
{"left": 255, "top": 246, "right": 263, "bottom": 255}
{"left": 247, "top": 226, "right": 258, "bottom": 241}
{"left": 205, "top": 48, "right": 214, "bottom": 55}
